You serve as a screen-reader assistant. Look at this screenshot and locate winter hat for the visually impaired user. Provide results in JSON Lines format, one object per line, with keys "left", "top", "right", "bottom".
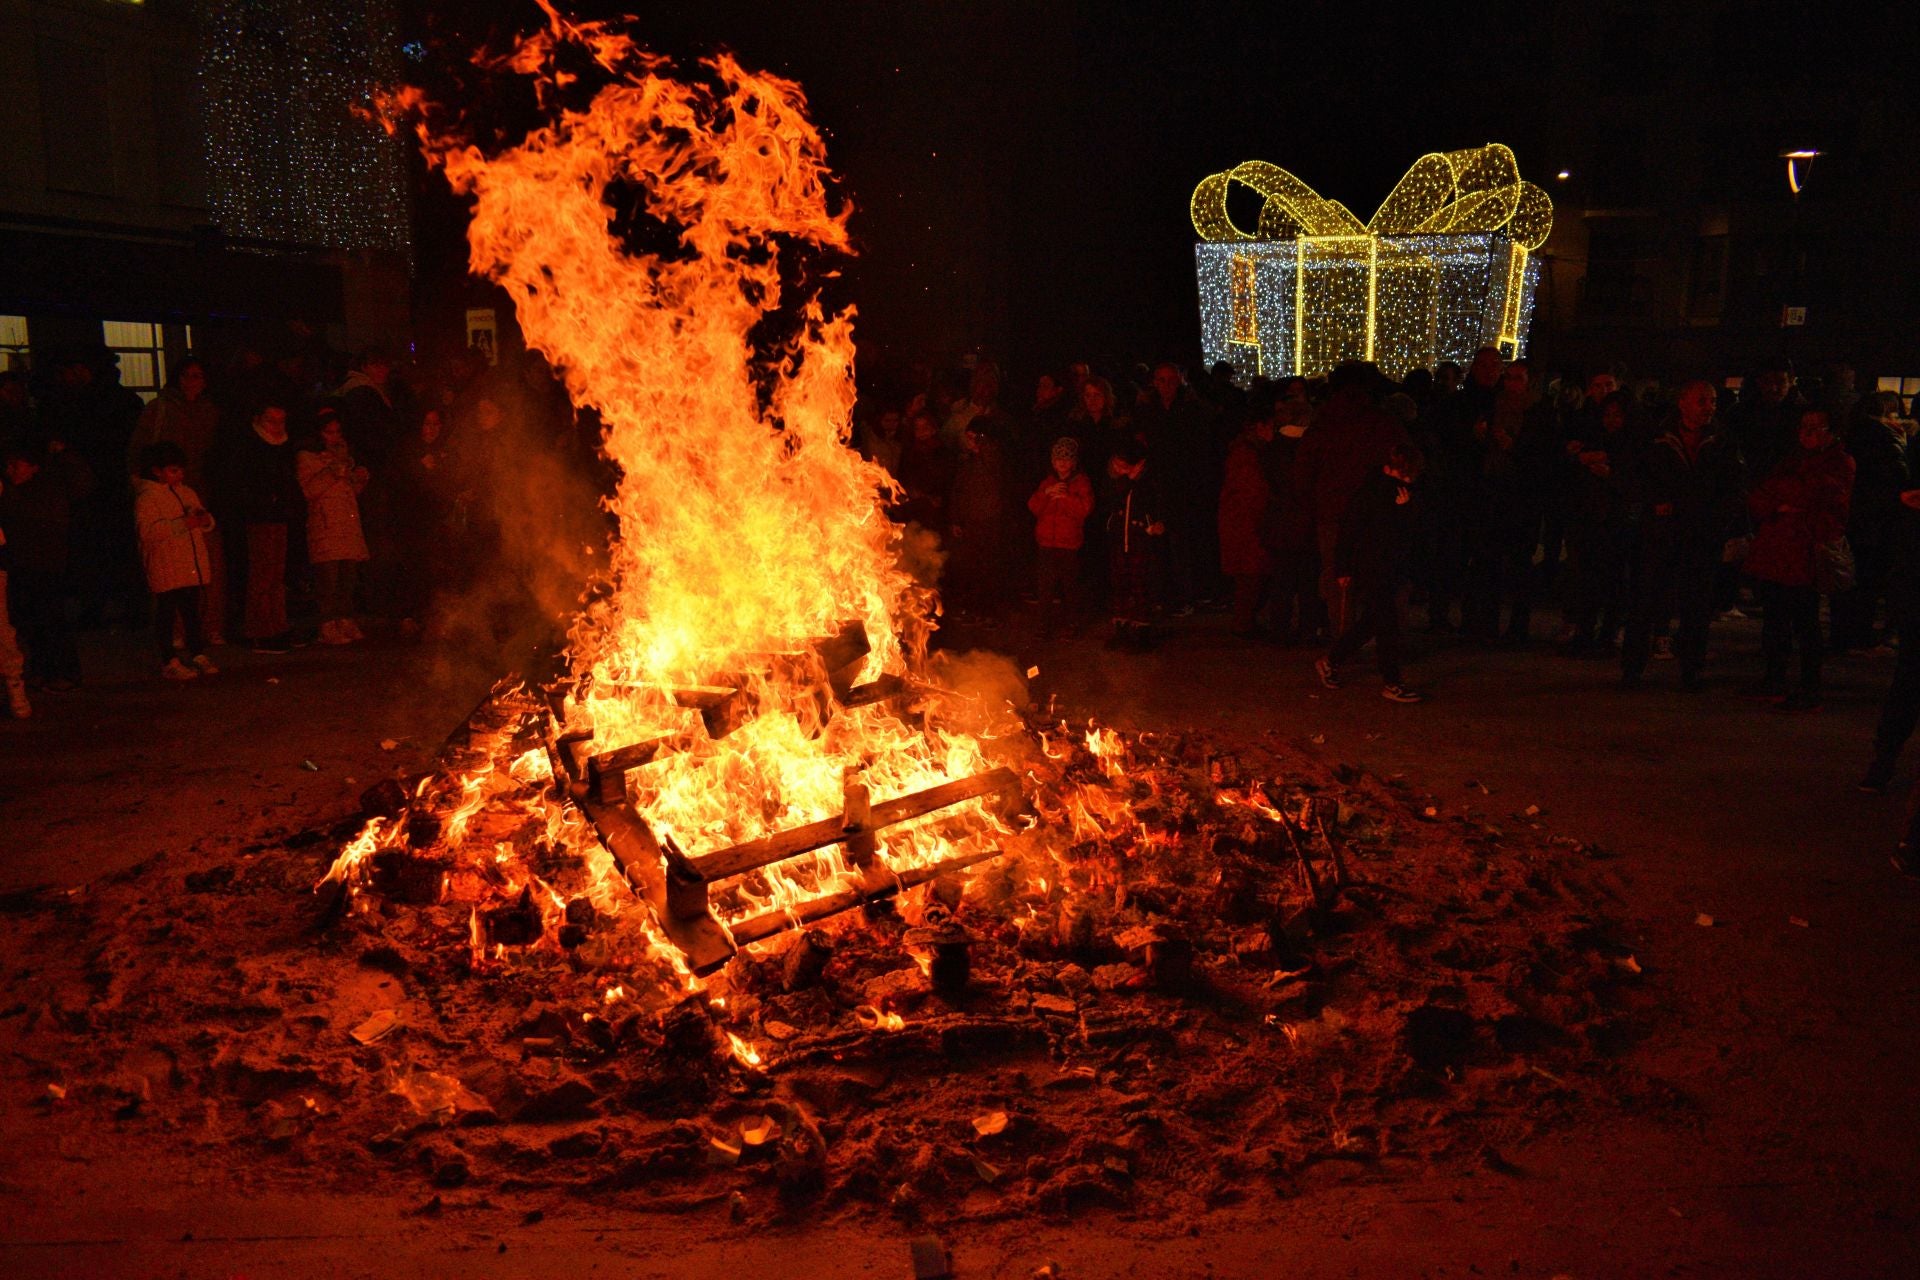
{"left": 1050, "top": 436, "right": 1079, "bottom": 464}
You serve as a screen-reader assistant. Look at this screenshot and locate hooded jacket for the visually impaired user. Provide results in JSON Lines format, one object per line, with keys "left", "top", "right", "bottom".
{"left": 332, "top": 371, "right": 403, "bottom": 470}
{"left": 1743, "top": 443, "right": 1854, "bottom": 588}
{"left": 1290, "top": 389, "right": 1411, "bottom": 534}
{"left": 133, "top": 477, "right": 216, "bottom": 593}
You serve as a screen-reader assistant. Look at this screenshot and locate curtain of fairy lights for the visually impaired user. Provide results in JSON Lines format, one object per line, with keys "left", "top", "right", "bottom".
{"left": 199, "top": 0, "right": 410, "bottom": 255}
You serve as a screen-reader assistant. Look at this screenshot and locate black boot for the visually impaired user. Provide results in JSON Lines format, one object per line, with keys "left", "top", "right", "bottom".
{"left": 1859, "top": 754, "right": 1896, "bottom": 795}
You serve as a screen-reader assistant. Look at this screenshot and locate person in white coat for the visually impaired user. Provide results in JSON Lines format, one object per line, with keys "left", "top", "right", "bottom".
{"left": 134, "top": 442, "right": 217, "bottom": 680}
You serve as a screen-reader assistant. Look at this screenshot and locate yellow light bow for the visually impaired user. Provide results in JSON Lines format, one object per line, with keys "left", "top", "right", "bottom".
{"left": 1190, "top": 143, "right": 1553, "bottom": 250}
{"left": 1191, "top": 144, "right": 1552, "bottom": 379}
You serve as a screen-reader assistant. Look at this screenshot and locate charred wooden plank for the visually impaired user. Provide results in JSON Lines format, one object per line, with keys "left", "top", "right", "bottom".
{"left": 577, "top": 797, "right": 735, "bottom": 975}
{"left": 842, "top": 776, "right": 876, "bottom": 868}
{"left": 838, "top": 673, "right": 908, "bottom": 708}
{"left": 813, "top": 619, "right": 871, "bottom": 694}
{"left": 586, "top": 734, "right": 690, "bottom": 804}
{"left": 726, "top": 842, "right": 1009, "bottom": 948}
{"left": 686, "top": 766, "right": 1020, "bottom": 884}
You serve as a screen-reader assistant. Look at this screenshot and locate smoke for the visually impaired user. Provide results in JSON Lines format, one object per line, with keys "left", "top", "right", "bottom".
{"left": 407, "top": 370, "right": 611, "bottom": 698}
{"left": 924, "top": 649, "right": 1032, "bottom": 734}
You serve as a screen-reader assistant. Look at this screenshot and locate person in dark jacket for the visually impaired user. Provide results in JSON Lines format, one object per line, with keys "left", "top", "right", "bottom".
{"left": 1831, "top": 391, "right": 1911, "bottom": 652}
{"left": 1725, "top": 362, "right": 1804, "bottom": 486}
{"left": 389, "top": 406, "right": 456, "bottom": 628}
{"left": 0, "top": 439, "right": 94, "bottom": 689}
{"left": 1314, "top": 442, "right": 1425, "bottom": 703}
{"left": 215, "top": 402, "right": 300, "bottom": 653}
{"left": 945, "top": 423, "right": 1007, "bottom": 621}
{"left": 1557, "top": 391, "right": 1642, "bottom": 655}
{"left": 1028, "top": 437, "right": 1095, "bottom": 638}
{"left": 332, "top": 348, "right": 406, "bottom": 472}
{"left": 1291, "top": 362, "right": 1411, "bottom": 623}
{"left": 893, "top": 410, "right": 955, "bottom": 532}
{"left": 39, "top": 350, "right": 143, "bottom": 628}
{"left": 1217, "top": 407, "right": 1275, "bottom": 637}
{"left": 1416, "top": 347, "right": 1502, "bottom": 630}
{"left": 1861, "top": 485, "right": 1920, "bottom": 795}
{"left": 1462, "top": 361, "right": 1554, "bottom": 644}
{"left": 1135, "top": 362, "right": 1224, "bottom": 612}
{"left": 1103, "top": 441, "right": 1166, "bottom": 650}
{"left": 1741, "top": 409, "right": 1854, "bottom": 710}
{"left": 1263, "top": 381, "right": 1321, "bottom": 643}
{"left": 1621, "top": 380, "right": 1748, "bottom": 690}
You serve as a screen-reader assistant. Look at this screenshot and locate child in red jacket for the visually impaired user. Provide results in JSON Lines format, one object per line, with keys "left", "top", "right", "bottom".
{"left": 1028, "top": 437, "right": 1095, "bottom": 638}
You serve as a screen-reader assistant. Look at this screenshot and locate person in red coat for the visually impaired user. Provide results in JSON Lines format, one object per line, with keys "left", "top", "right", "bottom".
{"left": 1743, "top": 408, "right": 1855, "bottom": 711}
{"left": 1289, "top": 362, "right": 1411, "bottom": 618}
{"left": 1217, "top": 410, "right": 1275, "bottom": 637}
{"left": 1027, "top": 437, "right": 1095, "bottom": 638}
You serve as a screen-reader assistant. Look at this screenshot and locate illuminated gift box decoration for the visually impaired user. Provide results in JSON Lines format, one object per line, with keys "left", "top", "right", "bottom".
{"left": 1191, "top": 144, "right": 1552, "bottom": 380}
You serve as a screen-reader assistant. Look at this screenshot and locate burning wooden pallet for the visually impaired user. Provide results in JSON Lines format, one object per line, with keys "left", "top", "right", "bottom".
{"left": 539, "top": 622, "right": 1021, "bottom": 974}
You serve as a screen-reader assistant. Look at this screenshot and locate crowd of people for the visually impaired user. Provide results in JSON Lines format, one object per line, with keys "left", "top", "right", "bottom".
{"left": 853, "top": 350, "right": 1920, "bottom": 804}
{"left": 7, "top": 335, "right": 1920, "bottom": 850}
{"left": 0, "top": 339, "right": 589, "bottom": 718}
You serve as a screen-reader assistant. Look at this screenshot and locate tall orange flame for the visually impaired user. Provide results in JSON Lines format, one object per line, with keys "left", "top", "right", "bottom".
{"left": 394, "top": 13, "right": 1004, "bottom": 925}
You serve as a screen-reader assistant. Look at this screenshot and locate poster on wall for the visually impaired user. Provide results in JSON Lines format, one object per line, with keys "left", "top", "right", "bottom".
{"left": 466, "top": 307, "right": 499, "bottom": 364}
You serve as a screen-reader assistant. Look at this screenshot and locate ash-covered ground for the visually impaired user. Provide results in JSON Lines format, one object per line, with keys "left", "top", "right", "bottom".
{"left": 2, "top": 621, "right": 1916, "bottom": 1279}
{"left": 1, "top": 679, "right": 1646, "bottom": 1229}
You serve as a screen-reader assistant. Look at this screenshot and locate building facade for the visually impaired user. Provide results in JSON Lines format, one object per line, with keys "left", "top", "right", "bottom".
{"left": 1527, "top": 4, "right": 1920, "bottom": 395}
{"left": 0, "top": 0, "right": 410, "bottom": 394}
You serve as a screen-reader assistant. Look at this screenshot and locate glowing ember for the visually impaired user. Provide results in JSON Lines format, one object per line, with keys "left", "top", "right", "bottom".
{"left": 725, "top": 1031, "right": 765, "bottom": 1069}
{"left": 854, "top": 1006, "right": 907, "bottom": 1032}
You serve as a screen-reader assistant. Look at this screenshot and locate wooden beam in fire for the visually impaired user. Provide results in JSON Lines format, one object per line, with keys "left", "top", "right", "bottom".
{"left": 726, "top": 841, "right": 1010, "bottom": 949}
{"left": 684, "top": 766, "right": 1021, "bottom": 885}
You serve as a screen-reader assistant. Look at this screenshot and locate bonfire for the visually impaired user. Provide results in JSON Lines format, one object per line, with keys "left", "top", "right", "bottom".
{"left": 321, "top": 5, "right": 1031, "bottom": 988}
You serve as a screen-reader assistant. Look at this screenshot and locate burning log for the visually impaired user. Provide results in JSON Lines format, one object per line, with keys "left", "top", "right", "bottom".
{"left": 578, "top": 796, "right": 736, "bottom": 976}
{"left": 838, "top": 673, "right": 909, "bottom": 708}
{"left": 586, "top": 733, "right": 691, "bottom": 804}
{"left": 686, "top": 767, "right": 1020, "bottom": 884}
{"left": 369, "top": 847, "right": 449, "bottom": 905}
{"left": 727, "top": 839, "right": 1011, "bottom": 949}
{"left": 811, "top": 619, "right": 871, "bottom": 696}
{"left": 483, "top": 884, "right": 544, "bottom": 947}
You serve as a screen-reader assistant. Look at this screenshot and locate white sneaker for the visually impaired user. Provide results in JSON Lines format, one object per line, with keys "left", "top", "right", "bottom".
{"left": 192, "top": 653, "right": 219, "bottom": 675}
{"left": 319, "top": 620, "right": 353, "bottom": 646}
{"left": 341, "top": 618, "right": 365, "bottom": 641}
{"left": 1652, "top": 636, "right": 1675, "bottom": 660}
{"left": 4, "top": 678, "right": 29, "bottom": 719}
{"left": 161, "top": 658, "right": 200, "bottom": 681}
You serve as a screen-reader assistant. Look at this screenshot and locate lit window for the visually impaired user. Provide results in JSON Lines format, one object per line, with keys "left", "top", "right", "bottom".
{"left": 1877, "top": 377, "right": 1920, "bottom": 416}
{"left": 0, "top": 315, "right": 27, "bottom": 372}
{"left": 103, "top": 320, "right": 166, "bottom": 402}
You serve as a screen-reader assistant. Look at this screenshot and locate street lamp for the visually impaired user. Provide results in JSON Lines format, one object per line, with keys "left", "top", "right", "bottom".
{"left": 1781, "top": 148, "right": 1820, "bottom": 196}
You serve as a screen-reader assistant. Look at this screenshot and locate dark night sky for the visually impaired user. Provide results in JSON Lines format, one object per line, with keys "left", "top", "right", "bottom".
{"left": 405, "top": 1, "right": 1916, "bottom": 383}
